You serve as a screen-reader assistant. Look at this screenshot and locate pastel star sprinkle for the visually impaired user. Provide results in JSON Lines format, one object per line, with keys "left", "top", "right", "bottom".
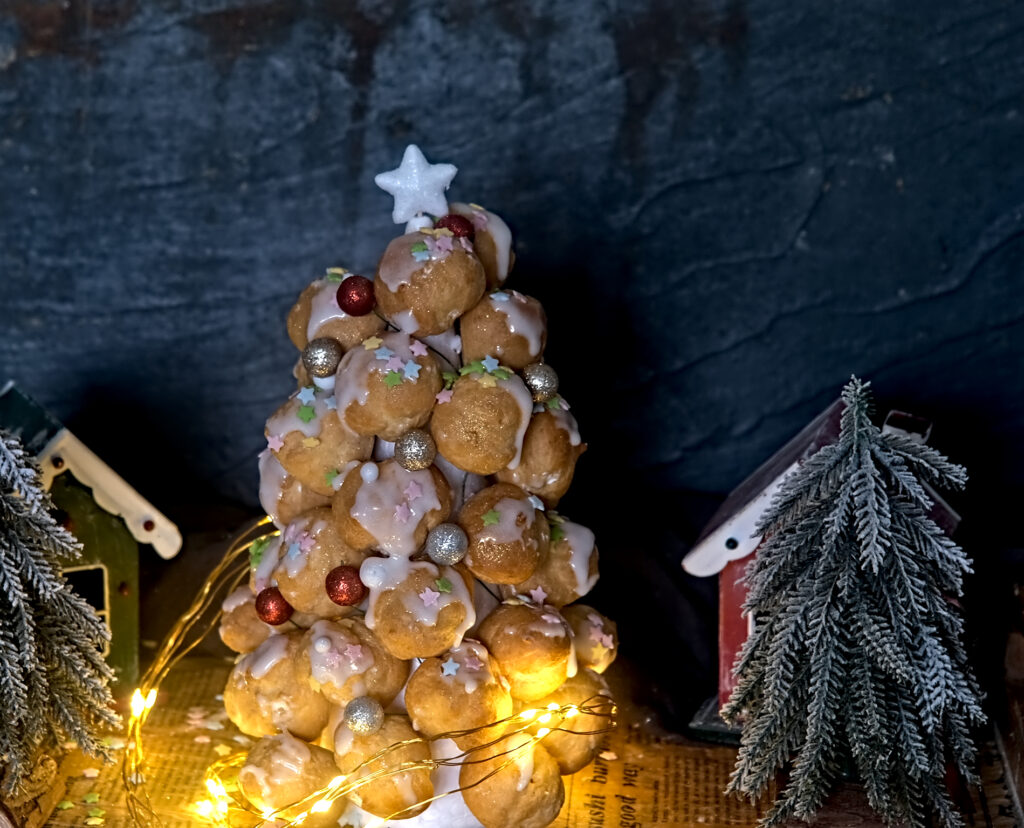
{"left": 491, "top": 291, "right": 509, "bottom": 302}
{"left": 599, "top": 632, "right": 615, "bottom": 648}
{"left": 375, "top": 346, "right": 395, "bottom": 361}
{"left": 463, "top": 656, "right": 484, "bottom": 671}
{"left": 419, "top": 588, "right": 440, "bottom": 607}
{"left": 436, "top": 389, "right": 453, "bottom": 404}
{"left": 410, "top": 339, "right": 429, "bottom": 357}
{"left": 528, "top": 586, "right": 548, "bottom": 604}
{"left": 395, "top": 503, "right": 411, "bottom": 524}
{"left": 385, "top": 371, "right": 403, "bottom": 388}
{"left": 403, "top": 360, "right": 421, "bottom": 380}
{"left": 194, "top": 734, "right": 211, "bottom": 744}
{"left": 481, "top": 355, "right": 500, "bottom": 372}
{"left": 214, "top": 744, "right": 232, "bottom": 757}
{"left": 84, "top": 818, "right": 104, "bottom": 826}
{"left": 326, "top": 469, "right": 340, "bottom": 487}
{"left": 267, "top": 434, "right": 284, "bottom": 451}
{"left": 426, "top": 233, "right": 454, "bottom": 257}
{"left": 528, "top": 495, "right": 545, "bottom": 511}
{"left": 385, "top": 355, "right": 405, "bottom": 371}
{"left": 87, "top": 808, "right": 106, "bottom": 819}
{"left": 299, "top": 532, "right": 316, "bottom": 552}
{"left": 325, "top": 396, "right": 338, "bottom": 410}
{"left": 441, "top": 657, "right": 460, "bottom": 676}
{"left": 325, "top": 266, "right": 348, "bottom": 283}
{"left": 363, "top": 336, "right": 383, "bottom": 350}
{"left": 374, "top": 144, "right": 457, "bottom": 224}
{"left": 412, "top": 247, "right": 430, "bottom": 263}
{"left": 297, "top": 386, "right": 317, "bottom": 404}
{"left": 404, "top": 481, "right": 423, "bottom": 501}
{"left": 297, "top": 405, "right": 316, "bottom": 424}
{"left": 345, "top": 644, "right": 364, "bottom": 661}
{"left": 477, "top": 373, "right": 497, "bottom": 388}
{"left": 468, "top": 206, "right": 489, "bottom": 228}
{"left": 302, "top": 436, "right": 320, "bottom": 448}
{"left": 435, "top": 577, "right": 453, "bottom": 593}
{"left": 482, "top": 509, "right": 501, "bottom": 526}
{"left": 287, "top": 542, "right": 301, "bottom": 559}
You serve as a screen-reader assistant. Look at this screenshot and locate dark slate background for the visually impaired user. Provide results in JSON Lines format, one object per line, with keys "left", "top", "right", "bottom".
{"left": 2, "top": 0, "right": 1023, "bottom": 722}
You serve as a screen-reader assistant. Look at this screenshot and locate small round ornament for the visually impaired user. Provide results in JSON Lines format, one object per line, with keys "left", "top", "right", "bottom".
{"left": 394, "top": 428, "right": 436, "bottom": 471}
{"left": 344, "top": 696, "right": 384, "bottom": 735}
{"left": 435, "top": 213, "right": 475, "bottom": 240}
{"left": 337, "top": 274, "right": 375, "bottom": 316}
{"left": 302, "top": 337, "right": 344, "bottom": 378}
{"left": 254, "top": 587, "right": 294, "bottom": 625}
{"left": 326, "top": 565, "right": 367, "bottom": 606}
{"left": 523, "top": 362, "right": 559, "bottom": 403}
{"left": 424, "top": 523, "right": 468, "bottom": 566}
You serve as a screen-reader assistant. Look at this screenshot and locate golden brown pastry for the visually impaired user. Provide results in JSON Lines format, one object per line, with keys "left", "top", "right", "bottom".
{"left": 460, "top": 291, "right": 546, "bottom": 370}
{"left": 218, "top": 587, "right": 271, "bottom": 654}
{"left": 494, "top": 402, "right": 585, "bottom": 507}
{"left": 287, "top": 276, "right": 385, "bottom": 351}
{"left": 449, "top": 202, "right": 514, "bottom": 289}
{"left": 458, "top": 484, "right": 549, "bottom": 584}
{"left": 526, "top": 669, "right": 613, "bottom": 774}
{"left": 505, "top": 516, "right": 598, "bottom": 607}
{"left": 562, "top": 604, "right": 618, "bottom": 674}
{"left": 258, "top": 450, "right": 331, "bottom": 529}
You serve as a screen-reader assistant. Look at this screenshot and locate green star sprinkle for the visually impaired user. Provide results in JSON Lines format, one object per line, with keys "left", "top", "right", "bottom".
{"left": 435, "top": 578, "right": 453, "bottom": 594}
{"left": 56, "top": 801, "right": 74, "bottom": 811}
{"left": 385, "top": 371, "right": 403, "bottom": 388}
{"left": 459, "top": 361, "right": 485, "bottom": 376}
{"left": 410, "top": 241, "right": 429, "bottom": 253}
{"left": 87, "top": 807, "right": 106, "bottom": 818}
{"left": 492, "top": 367, "right": 511, "bottom": 380}
{"left": 249, "top": 537, "right": 272, "bottom": 570}
{"left": 550, "top": 523, "right": 566, "bottom": 543}
{"left": 325, "top": 469, "right": 340, "bottom": 487}
{"left": 482, "top": 509, "right": 501, "bottom": 527}
{"left": 325, "top": 267, "right": 347, "bottom": 283}
{"left": 83, "top": 792, "right": 100, "bottom": 804}
{"left": 547, "top": 396, "right": 563, "bottom": 411}
{"left": 297, "top": 404, "right": 316, "bottom": 423}
{"left": 441, "top": 371, "right": 458, "bottom": 388}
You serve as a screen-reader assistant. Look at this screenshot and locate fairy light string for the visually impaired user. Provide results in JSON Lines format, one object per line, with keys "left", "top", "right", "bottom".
{"left": 122, "top": 521, "right": 616, "bottom": 827}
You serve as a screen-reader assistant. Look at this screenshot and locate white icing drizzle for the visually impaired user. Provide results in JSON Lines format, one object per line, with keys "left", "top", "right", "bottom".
{"left": 241, "top": 731, "right": 314, "bottom": 803}
{"left": 393, "top": 309, "right": 419, "bottom": 333}
{"left": 498, "top": 374, "right": 533, "bottom": 470}
{"left": 266, "top": 386, "right": 335, "bottom": 440}
{"left": 480, "top": 497, "right": 538, "bottom": 546}
{"left": 306, "top": 278, "right": 354, "bottom": 342}
{"left": 238, "top": 633, "right": 290, "bottom": 681}
{"left": 251, "top": 536, "right": 283, "bottom": 593}
{"left": 257, "top": 450, "right": 289, "bottom": 528}
{"left": 445, "top": 640, "right": 498, "bottom": 695}
{"left": 504, "top": 732, "right": 535, "bottom": 792}
{"left": 422, "top": 328, "right": 462, "bottom": 370}
{"left": 451, "top": 202, "right": 512, "bottom": 283}
{"left": 335, "top": 331, "right": 427, "bottom": 427}
{"left": 305, "top": 620, "right": 375, "bottom": 695}
{"left": 490, "top": 291, "right": 543, "bottom": 357}
{"left": 379, "top": 234, "right": 430, "bottom": 293}
{"left": 333, "top": 459, "right": 362, "bottom": 492}
{"left": 222, "top": 587, "right": 253, "bottom": 614}
{"left": 351, "top": 462, "right": 441, "bottom": 557}
{"left": 547, "top": 406, "right": 582, "bottom": 447}
{"left": 528, "top": 606, "right": 568, "bottom": 639}
{"left": 559, "top": 520, "right": 598, "bottom": 597}
{"left": 333, "top": 721, "right": 356, "bottom": 759}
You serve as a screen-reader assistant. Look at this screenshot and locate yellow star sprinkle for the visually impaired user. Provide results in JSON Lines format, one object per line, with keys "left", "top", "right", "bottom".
{"left": 419, "top": 227, "right": 453, "bottom": 238}
{"left": 302, "top": 437, "right": 321, "bottom": 448}
{"left": 363, "top": 336, "right": 383, "bottom": 350}
{"left": 477, "top": 373, "right": 497, "bottom": 388}
{"left": 213, "top": 743, "right": 232, "bottom": 757}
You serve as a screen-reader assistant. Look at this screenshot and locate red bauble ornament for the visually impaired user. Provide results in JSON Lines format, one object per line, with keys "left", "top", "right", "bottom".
{"left": 255, "top": 587, "right": 294, "bottom": 625}
{"left": 337, "top": 275, "right": 375, "bottom": 316}
{"left": 435, "top": 214, "right": 475, "bottom": 241}
{"left": 326, "top": 565, "right": 367, "bottom": 606}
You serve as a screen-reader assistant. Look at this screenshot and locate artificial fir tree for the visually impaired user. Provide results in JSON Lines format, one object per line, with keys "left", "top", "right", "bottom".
{"left": 0, "top": 430, "right": 119, "bottom": 796}
{"left": 722, "top": 378, "right": 984, "bottom": 828}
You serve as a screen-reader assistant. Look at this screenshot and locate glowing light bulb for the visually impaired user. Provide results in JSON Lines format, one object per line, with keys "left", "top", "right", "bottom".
{"left": 130, "top": 689, "right": 146, "bottom": 718}
{"left": 565, "top": 706, "right": 580, "bottom": 719}
{"left": 145, "top": 689, "right": 157, "bottom": 709}
{"left": 546, "top": 703, "right": 560, "bottom": 710}
{"left": 537, "top": 727, "right": 551, "bottom": 738}
{"left": 519, "top": 709, "right": 539, "bottom": 721}
{"left": 192, "top": 800, "right": 214, "bottom": 819}
{"left": 538, "top": 712, "right": 554, "bottom": 725}
{"left": 311, "top": 799, "right": 332, "bottom": 814}
{"left": 205, "top": 778, "right": 227, "bottom": 798}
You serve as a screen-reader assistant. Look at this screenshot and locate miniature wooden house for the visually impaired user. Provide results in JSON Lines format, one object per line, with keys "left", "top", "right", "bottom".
{"left": 0, "top": 384, "right": 181, "bottom": 691}
{"left": 683, "top": 398, "right": 961, "bottom": 717}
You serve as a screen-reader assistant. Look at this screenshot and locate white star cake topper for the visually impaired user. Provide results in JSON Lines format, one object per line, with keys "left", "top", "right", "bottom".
{"left": 375, "top": 144, "right": 457, "bottom": 224}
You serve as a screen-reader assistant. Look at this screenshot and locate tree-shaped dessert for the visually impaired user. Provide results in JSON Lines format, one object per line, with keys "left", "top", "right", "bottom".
{"left": 219, "top": 146, "right": 616, "bottom": 828}
{"left": 0, "top": 430, "right": 119, "bottom": 797}
{"left": 722, "top": 378, "right": 983, "bottom": 828}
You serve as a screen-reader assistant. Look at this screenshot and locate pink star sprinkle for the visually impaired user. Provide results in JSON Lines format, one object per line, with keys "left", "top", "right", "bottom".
{"left": 435, "top": 389, "right": 453, "bottom": 404}
{"left": 409, "top": 340, "right": 429, "bottom": 357}
{"left": 298, "top": 532, "right": 315, "bottom": 553}
{"left": 404, "top": 481, "right": 423, "bottom": 501}
{"left": 284, "top": 523, "right": 301, "bottom": 543}
{"left": 323, "top": 651, "right": 342, "bottom": 668}
{"left": 528, "top": 586, "right": 548, "bottom": 604}
{"left": 267, "top": 434, "right": 284, "bottom": 451}
{"left": 385, "top": 355, "right": 404, "bottom": 371}
{"left": 463, "top": 656, "right": 484, "bottom": 671}
{"left": 589, "top": 625, "right": 605, "bottom": 643}
{"left": 419, "top": 588, "right": 440, "bottom": 607}
{"left": 344, "top": 644, "right": 363, "bottom": 661}
{"left": 541, "top": 613, "right": 562, "bottom": 625}
{"left": 426, "top": 234, "right": 454, "bottom": 256}
{"left": 395, "top": 503, "right": 411, "bottom": 524}
{"left": 599, "top": 632, "right": 615, "bottom": 649}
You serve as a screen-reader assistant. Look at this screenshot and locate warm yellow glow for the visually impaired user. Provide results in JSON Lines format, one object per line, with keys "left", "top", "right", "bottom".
{"left": 546, "top": 702, "right": 560, "bottom": 710}
{"left": 538, "top": 712, "right": 554, "bottom": 725}
{"left": 145, "top": 689, "right": 157, "bottom": 709}
{"left": 537, "top": 727, "right": 551, "bottom": 738}
{"left": 205, "top": 778, "right": 227, "bottom": 798}
{"left": 293, "top": 811, "right": 308, "bottom": 824}
{"left": 518, "top": 708, "right": 539, "bottom": 721}
{"left": 311, "top": 799, "right": 332, "bottom": 814}
{"left": 330, "top": 775, "right": 347, "bottom": 787}
{"left": 565, "top": 706, "right": 580, "bottom": 719}
{"left": 192, "top": 800, "right": 214, "bottom": 819}
{"left": 130, "top": 689, "right": 147, "bottom": 718}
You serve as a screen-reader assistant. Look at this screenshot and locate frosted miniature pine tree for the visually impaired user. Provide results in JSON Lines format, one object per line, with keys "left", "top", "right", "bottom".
{"left": 722, "top": 378, "right": 984, "bottom": 828}
{"left": 0, "top": 430, "right": 119, "bottom": 794}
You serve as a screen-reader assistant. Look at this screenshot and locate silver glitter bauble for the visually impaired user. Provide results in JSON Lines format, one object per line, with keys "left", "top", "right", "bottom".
{"left": 394, "top": 428, "right": 436, "bottom": 471}
{"left": 523, "top": 362, "right": 559, "bottom": 403}
{"left": 424, "top": 523, "right": 468, "bottom": 566}
{"left": 302, "top": 337, "right": 344, "bottom": 378}
{"left": 344, "top": 696, "right": 384, "bottom": 735}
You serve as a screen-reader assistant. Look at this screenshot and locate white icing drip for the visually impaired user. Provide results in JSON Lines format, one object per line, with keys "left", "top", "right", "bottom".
{"left": 567, "top": 637, "right": 578, "bottom": 678}
{"left": 351, "top": 462, "right": 441, "bottom": 557}
{"left": 393, "top": 309, "right": 419, "bottom": 333}
{"left": 313, "top": 374, "right": 336, "bottom": 391}
{"left": 548, "top": 407, "right": 582, "bottom": 446}
{"left": 266, "top": 387, "right": 335, "bottom": 440}
{"left": 560, "top": 521, "right": 598, "bottom": 597}
{"left": 222, "top": 586, "right": 253, "bottom": 614}
{"left": 306, "top": 278, "right": 352, "bottom": 342}
{"left": 451, "top": 202, "right": 512, "bottom": 283}
{"left": 480, "top": 497, "right": 537, "bottom": 546}
{"left": 421, "top": 328, "right": 462, "bottom": 370}
{"left": 333, "top": 459, "right": 361, "bottom": 492}
{"left": 498, "top": 374, "right": 533, "bottom": 470}
{"left": 333, "top": 722, "right": 355, "bottom": 758}
{"left": 379, "top": 234, "right": 430, "bottom": 293}
{"left": 506, "top": 732, "right": 535, "bottom": 792}
{"left": 257, "top": 450, "right": 289, "bottom": 528}
{"left": 238, "top": 764, "right": 272, "bottom": 804}
{"left": 305, "top": 620, "right": 374, "bottom": 695}
{"left": 252, "top": 536, "right": 283, "bottom": 592}
{"left": 528, "top": 607, "right": 568, "bottom": 639}
{"left": 393, "top": 768, "right": 418, "bottom": 806}
{"left": 239, "top": 633, "right": 290, "bottom": 680}
{"left": 491, "top": 291, "right": 543, "bottom": 357}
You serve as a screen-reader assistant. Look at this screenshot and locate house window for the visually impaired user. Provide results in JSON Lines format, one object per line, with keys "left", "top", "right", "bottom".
{"left": 62, "top": 564, "right": 111, "bottom": 657}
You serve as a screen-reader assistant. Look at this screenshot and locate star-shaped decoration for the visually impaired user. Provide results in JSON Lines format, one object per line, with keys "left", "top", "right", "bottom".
{"left": 363, "top": 336, "right": 383, "bottom": 350}
{"left": 481, "top": 355, "right": 500, "bottom": 373}
{"left": 589, "top": 624, "right": 606, "bottom": 644}
{"left": 435, "top": 577, "right": 453, "bottom": 593}
{"left": 374, "top": 145, "right": 457, "bottom": 224}
{"left": 375, "top": 346, "right": 395, "bottom": 361}
{"left": 297, "top": 405, "right": 316, "bottom": 424}
{"left": 302, "top": 436, "right": 321, "bottom": 448}
{"left": 528, "top": 495, "right": 545, "bottom": 511}
{"left": 409, "top": 339, "right": 429, "bottom": 357}
{"left": 325, "top": 396, "right": 338, "bottom": 410}
{"left": 482, "top": 509, "right": 501, "bottom": 526}
{"left": 385, "top": 371, "right": 403, "bottom": 388}
{"left": 404, "top": 480, "right": 423, "bottom": 501}
{"left": 287, "top": 542, "right": 301, "bottom": 559}
{"left": 477, "top": 373, "right": 497, "bottom": 388}
{"left": 267, "top": 434, "right": 284, "bottom": 452}
{"left": 403, "top": 360, "right": 421, "bottom": 380}
{"left": 435, "top": 389, "right": 453, "bottom": 404}
{"left": 599, "top": 632, "right": 615, "bottom": 649}
{"left": 419, "top": 587, "right": 440, "bottom": 607}
{"left": 463, "top": 656, "right": 484, "bottom": 671}
{"left": 528, "top": 586, "right": 548, "bottom": 604}
{"left": 441, "top": 657, "right": 460, "bottom": 676}
{"left": 297, "top": 386, "right": 317, "bottom": 404}
{"left": 345, "top": 644, "right": 364, "bottom": 661}
{"left": 491, "top": 291, "right": 510, "bottom": 302}
{"left": 425, "top": 233, "right": 454, "bottom": 258}
{"left": 412, "top": 247, "right": 431, "bottom": 263}
{"left": 395, "top": 502, "right": 411, "bottom": 524}
{"left": 385, "top": 355, "right": 405, "bottom": 372}
{"left": 299, "top": 532, "right": 315, "bottom": 553}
